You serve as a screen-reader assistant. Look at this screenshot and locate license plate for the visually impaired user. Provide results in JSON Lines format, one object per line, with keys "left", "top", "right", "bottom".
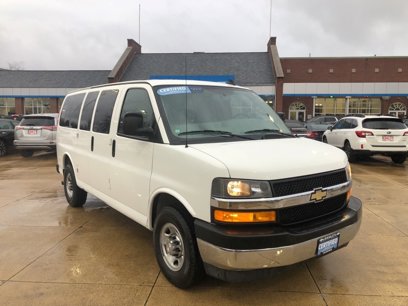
{"left": 382, "top": 135, "right": 393, "bottom": 141}
{"left": 28, "top": 129, "right": 37, "bottom": 135}
{"left": 316, "top": 233, "right": 340, "bottom": 256}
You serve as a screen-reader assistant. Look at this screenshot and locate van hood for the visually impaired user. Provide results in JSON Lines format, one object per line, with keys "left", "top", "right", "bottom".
{"left": 190, "top": 138, "right": 348, "bottom": 180}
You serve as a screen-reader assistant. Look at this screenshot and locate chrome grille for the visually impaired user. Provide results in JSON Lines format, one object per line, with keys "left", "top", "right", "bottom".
{"left": 277, "top": 194, "right": 347, "bottom": 225}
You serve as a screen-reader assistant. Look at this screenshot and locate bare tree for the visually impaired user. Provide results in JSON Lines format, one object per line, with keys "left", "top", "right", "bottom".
{"left": 8, "top": 61, "right": 24, "bottom": 70}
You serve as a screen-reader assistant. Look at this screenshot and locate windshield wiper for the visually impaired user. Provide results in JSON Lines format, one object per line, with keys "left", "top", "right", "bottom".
{"left": 244, "top": 129, "right": 293, "bottom": 138}
{"left": 178, "top": 130, "right": 254, "bottom": 140}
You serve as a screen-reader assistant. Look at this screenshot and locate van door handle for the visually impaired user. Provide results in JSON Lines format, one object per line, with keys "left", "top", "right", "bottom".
{"left": 112, "top": 139, "right": 116, "bottom": 157}
{"left": 91, "top": 136, "right": 94, "bottom": 151}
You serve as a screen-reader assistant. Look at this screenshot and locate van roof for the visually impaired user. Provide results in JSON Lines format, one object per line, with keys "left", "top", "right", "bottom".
{"left": 22, "top": 113, "right": 58, "bottom": 117}
{"left": 68, "top": 79, "right": 244, "bottom": 94}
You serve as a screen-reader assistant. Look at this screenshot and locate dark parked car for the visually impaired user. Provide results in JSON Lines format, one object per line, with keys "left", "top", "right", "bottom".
{"left": 284, "top": 120, "right": 308, "bottom": 137}
{"left": 284, "top": 120, "right": 325, "bottom": 140}
{"left": 0, "top": 118, "right": 17, "bottom": 156}
{"left": 305, "top": 127, "right": 327, "bottom": 141}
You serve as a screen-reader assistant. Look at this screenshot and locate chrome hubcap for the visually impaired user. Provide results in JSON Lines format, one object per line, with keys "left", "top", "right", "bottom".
{"left": 66, "top": 172, "right": 74, "bottom": 199}
{"left": 160, "top": 223, "right": 184, "bottom": 271}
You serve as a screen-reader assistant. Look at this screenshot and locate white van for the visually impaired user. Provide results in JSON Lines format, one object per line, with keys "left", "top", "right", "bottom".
{"left": 56, "top": 80, "right": 362, "bottom": 288}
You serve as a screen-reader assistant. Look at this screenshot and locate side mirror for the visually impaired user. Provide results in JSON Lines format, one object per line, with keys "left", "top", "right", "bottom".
{"left": 328, "top": 125, "right": 333, "bottom": 131}
{"left": 123, "top": 113, "right": 154, "bottom": 139}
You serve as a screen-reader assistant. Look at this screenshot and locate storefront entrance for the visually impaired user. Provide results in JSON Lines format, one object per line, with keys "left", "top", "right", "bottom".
{"left": 388, "top": 102, "right": 407, "bottom": 118}
{"left": 289, "top": 102, "right": 306, "bottom": 121}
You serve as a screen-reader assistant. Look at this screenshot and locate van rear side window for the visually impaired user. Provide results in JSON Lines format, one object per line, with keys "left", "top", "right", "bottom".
{"left": 60, "top": 93, "right": 86, "bottom": 128}
{"left": 80, "top": 91, "right": 99, "bottom": 131}
{"left": 92, "top": 89, "right": 119, "bottom": 134}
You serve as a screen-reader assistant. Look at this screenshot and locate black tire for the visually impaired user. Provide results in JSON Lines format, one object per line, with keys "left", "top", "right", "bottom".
{"left": 391, "top": 154, "right": 406, "bottom": 164}
{"left": 21, "top": 150, "right": 33, "bottom": 158}
{"left": 0, "top": 140, "right": 6, "bottom": 157}
{"left": 63, "top": 163, "right": 87, "bottom": 207}
{"left": 153, "top": 206, "right": 204, "bottom": 288}
{"left": 322, "top": 136, "right": 328, "bottom": 143}
{"left": 344, "top": 141, "right": 357, "bottom": 163}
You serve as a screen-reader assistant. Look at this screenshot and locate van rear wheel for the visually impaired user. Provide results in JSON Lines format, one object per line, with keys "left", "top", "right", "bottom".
{"left": 153, "top": 206, "right": 204, "bottom": 288}
{"left": 64, "top": 163, "right": 87, "bottom": 207}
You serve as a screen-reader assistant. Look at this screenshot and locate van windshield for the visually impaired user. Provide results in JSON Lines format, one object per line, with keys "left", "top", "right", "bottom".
{"left": 154, "top": 85, "right": 291, "bottom": 144}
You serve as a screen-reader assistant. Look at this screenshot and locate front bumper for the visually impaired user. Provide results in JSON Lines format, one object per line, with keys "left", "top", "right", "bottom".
{"left": 195, "top": 196, "right": 362, "bottom": 272}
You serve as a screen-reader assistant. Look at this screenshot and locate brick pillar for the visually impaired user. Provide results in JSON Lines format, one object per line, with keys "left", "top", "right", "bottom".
{"left": 49, "top": 98, "right": 59, "bottom": 113}
{"left": 108, "top": 39, "right": 141, "bottom": 83}
{"left": 267, "top": 37, "right": 284, "bottom": 112}
{"left": 381, "top": 98, "right": 389, "bottom": 115}
{"left": 275, "top": 78, "right": 284, "bottom": 112}
{"left": 15, "top": 98, "right": 24, "bottom": 115}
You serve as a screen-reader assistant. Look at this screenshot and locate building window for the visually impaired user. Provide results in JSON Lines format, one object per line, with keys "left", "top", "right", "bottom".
{"left": 374, "top": 68, "right": 380, "bottom": 73}
{"left": 0, "top": 98, "right": 16, "bottom": 116}
{"left": 259, "top": 95, "right": 274, "bottom": 108}
{"left": 351, "top": 68, "right": 356, "bottom": 73}
{"left": 289, "top": 102, "right": 306, "bottom": 121}
{"left": 286, "top": 69, "right": 291, "bottom": 73}
{"left": 24, "top": 98, "right": 52, "bottom": 115}
{"left": 388, "top": 102, "right": 407, "bottom": 118}
{"left": 308, "top": 68, "right": 313, "bottom": 73}
{"left": 349, "top": 98, "right": 381, "bottom": 115}
{"left": 398, "top": 68, "right": 403, "bottom": 73}
{"left": 314, "top": 97, "right": 346, "bottom": 116}
{"left": 329, "top": 68, "right": 334, "bottom": 73}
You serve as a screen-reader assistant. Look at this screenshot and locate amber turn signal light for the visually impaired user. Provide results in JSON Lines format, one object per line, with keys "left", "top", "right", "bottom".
{"left": 214, "top": 209, "right": 276, "bottom": 223}
{"left": 347, "top": 188, "right": 352, "bottom": 203}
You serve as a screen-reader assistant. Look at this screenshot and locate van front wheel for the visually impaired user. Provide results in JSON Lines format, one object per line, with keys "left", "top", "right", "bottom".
{"left": 64, "top": 164, "right": 87, "bottom": 207}
{"left": 153, "top": 206, "right": 204, "bottom": 288}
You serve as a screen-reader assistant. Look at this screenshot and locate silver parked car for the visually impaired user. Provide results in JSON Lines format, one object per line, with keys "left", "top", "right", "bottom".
{"left": 304, "top": 115, "right": 338, "bottom": 130}
{"left": 14, "top": 113, "right": 58, "bottom": 157}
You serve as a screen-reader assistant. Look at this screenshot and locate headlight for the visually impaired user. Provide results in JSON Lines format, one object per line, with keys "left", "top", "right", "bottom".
{"left": 346, "top": 163, "right": 352, "bottom": 181}
{"left": 211, "top": 178, "right": 272, "bottom": 199}
{"left": 346, "top": 163, "right": 352, "bottom": 203}
{"left": 211, "top": 178, "right": 275, "bottom": 224}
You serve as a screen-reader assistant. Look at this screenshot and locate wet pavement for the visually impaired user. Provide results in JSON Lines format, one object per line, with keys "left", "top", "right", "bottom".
{"left": 0, "top": 152, "right": 407, "bottom": 305}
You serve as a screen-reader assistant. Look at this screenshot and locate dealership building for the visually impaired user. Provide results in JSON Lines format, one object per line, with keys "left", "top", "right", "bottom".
{"left": 1, "top": 37, "right": 407, "bottom": 120}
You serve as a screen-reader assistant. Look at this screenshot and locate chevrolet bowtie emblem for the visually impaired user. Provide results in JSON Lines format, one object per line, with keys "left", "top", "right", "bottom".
{"left": 310, "top": 188, "right": 327, "bottom": 202}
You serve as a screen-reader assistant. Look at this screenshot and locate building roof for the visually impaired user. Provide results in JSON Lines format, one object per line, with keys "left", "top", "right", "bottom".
{"left": 121, "top": 52, "right": 275, "bottom": 86}
{"left": 0, "top": 70, "right": 109, "bottom": 88}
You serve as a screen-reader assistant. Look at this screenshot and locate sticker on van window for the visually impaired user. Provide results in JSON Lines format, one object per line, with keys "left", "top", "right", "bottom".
{"left": 157, "top": 86, "right": 191, "bottom": 96}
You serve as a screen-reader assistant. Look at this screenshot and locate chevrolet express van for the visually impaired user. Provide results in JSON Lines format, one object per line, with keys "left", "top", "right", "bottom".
{"left": 56, "top": 80, "right": 362, "bottom": 288}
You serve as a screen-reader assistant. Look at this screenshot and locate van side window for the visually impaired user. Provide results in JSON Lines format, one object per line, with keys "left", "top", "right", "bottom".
{"left": 80, "top": 91, "right": 99, "bottom": 131}
{"left": 92, "top": 90, "right": 118, "bottom": 134}
{"left": 60, "top": 93, "right": 86, "bottom": 128}
{"left": 118, "top": 88, "right": 154, "bottom": 135}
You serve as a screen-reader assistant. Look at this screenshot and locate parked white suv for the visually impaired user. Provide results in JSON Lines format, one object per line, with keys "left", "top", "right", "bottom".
{"left": 14, "top": 113, "right": 59, "bottom": 157}
{"left": 57, "top": 80, "right": 362, "bottom": 288}
{"left": 323, "top": 115, "right": 408, "bottom": 164}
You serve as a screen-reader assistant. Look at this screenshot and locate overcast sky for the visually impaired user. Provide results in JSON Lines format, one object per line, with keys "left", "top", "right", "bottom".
{"left": 1, "top": 0, "right": 407, "bottom": 70}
